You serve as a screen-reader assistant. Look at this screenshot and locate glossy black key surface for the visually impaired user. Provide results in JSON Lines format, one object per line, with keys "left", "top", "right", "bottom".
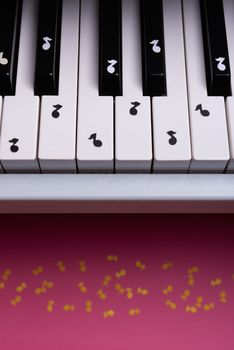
{"left": 34, "top": 0, "right": 62, "bottom": 95}
{"left": 141, "top": 0, "right": 166, "bottom": 96}
{"left": 99, "top": 0, "right": 122, "bottom": 96}
{"left": 0, "top": 0, "right": 22, "bottom": 95}
{"left": 200, "top": 0, "right": 231, "bottom": 96}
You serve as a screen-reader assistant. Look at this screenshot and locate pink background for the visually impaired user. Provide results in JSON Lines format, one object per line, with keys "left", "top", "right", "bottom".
{"left": 0, "top": 214, "right": 233, "bottom": 350}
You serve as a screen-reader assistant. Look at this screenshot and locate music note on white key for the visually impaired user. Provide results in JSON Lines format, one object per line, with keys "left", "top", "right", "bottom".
{"left": 0, "top": 52, "right": 8, "bottom": 65}
{"left": 215, "top": 57, "right": 226, "bottom": 71}
{"left": 150, "top": 40, "right": 161, "bottom": 53}
{"left": 42, "top": 37, "right": 53, "bottom": 51}
{"left": 107, "top": 59, "right": 118, "bottom": 74}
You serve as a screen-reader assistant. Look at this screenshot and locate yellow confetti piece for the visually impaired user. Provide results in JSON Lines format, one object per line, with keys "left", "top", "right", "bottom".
{"left": 161, "top": 261, "right": 173, "bottom": 270}
{"left": 188, "top": 266, "right": 199, "bottom": 274}
{"left": 79, "top": 266, "right": 87, "bottom": 273}
{"left": 165, "top": 300, "right": 177, "bottom": 310}
{"left": 196, "top": 296, "right": 203, "bottom": 303}
{"left": 16, "top": 282, "right": 27, "bottom": 293}
{"left": 135, "top": 261, "right": 146, "bottom": 271}
{"left": 129, "top": 308, "right": 140, "bottom": 316}
{"left": 11, "top": 295, "right": 22, "bottom": 306}
{"left": 137, "top": 287, "right": 149, "bottom": 296}
{"left": 220, "top": 291, "right": 227, "bottom": 298}
{"left": 203, "top": 303, "right": 215, "bottom": 311}
{"left": 188, "top": 278, "right": 195, "bottom": 286}
{"left": 56, "top": 261, "right": 66, "bottom": 272}
{"left": 162, "top": 285, "right": 173, "bottom": 295}
{"left": 79, "top": 261, "right": 87, "bottom": 272}
{"left": 106, "top": 255, "right": 118, "bottom": 262}
{"left": 126, "top": 288, "right": 134, "bottom": 299}
{"left": 181, "top": 289, "right": 190, "bottom": 300}
{"left": 35, "top": 286, "right": 47, "bottom": 295}
{"left": 185, "top": 305, "right": 197, "bottom": 314}
{"left": 211, "top": 278, "right": 222, "bottom": 287}
{"left": 2, "top": 269, "right": 12, "bottom": 281}
{"left": 63, "top": 304, "right": 75, "bottom": 312}
{"left": 97, "top": 289, "right": 107, "bottom": 300}
{"left": 115, "top": 283, "right": 125, "bottom": 294}
{"left": 102, "top": 275, "right": 112, "bottom": 287}
{"left": 78, "top": 282, "right": 88, "bottom": 294}
{"left": 47, "top": 300, "right": 55, "bottom": 313}
{"left": 219, "top": 291, "right": 228, "bottom": 303}
{"left": 42, "top": 280, "right": 54, "bottom": 289}
{"left": 115, "top": 270, "right": 127, "bottom": 279}
{"left": 103, "top": 309, "right": 115, "bottom": 318}
{"left": 85, "top": 300, "right": 93, "bottom": 313}
{"left": 0, "top": 281, "right": 5, "bottom": 289}
{"left": 32, "top": 266, "right": 44, "bottom": 276}
{"left": 220, "top": 299, "right": 227, "bottom": 303}
{"left": 195, "top": 296, "right": 203, "bottom": 308}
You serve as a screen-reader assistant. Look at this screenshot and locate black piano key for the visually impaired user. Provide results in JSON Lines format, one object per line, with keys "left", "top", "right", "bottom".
{"left": 200, "top": 0, "right": 231, "bottom": 96}
{"left": 0, "top": 0, "right": 22, "bottom": 96}
{"left": 34, "top": 0, "right": 62, "bottom": 96}
{"left": 140, "top": 0, "right": 166, "bottom": 96}
{"left": 99, "top": 0, "right": 122, "bottom": 96}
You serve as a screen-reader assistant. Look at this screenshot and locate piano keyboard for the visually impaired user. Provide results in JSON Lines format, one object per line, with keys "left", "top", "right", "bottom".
{"left": 1, "top": 0, "right": 234, "bottom": 212}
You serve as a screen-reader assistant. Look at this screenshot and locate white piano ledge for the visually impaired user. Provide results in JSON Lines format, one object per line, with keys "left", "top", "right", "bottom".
{"left": 0, "top": 174, "right": 233, "bottom": 213}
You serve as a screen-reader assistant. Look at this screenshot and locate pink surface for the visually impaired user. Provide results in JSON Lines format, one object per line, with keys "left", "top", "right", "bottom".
{"left": 0, "top": 214, "right": 234, "bottom": 350}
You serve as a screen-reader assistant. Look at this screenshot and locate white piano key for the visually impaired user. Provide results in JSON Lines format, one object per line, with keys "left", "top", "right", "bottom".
{"left": 182, "top": 0, "right": 229, "bottom": 173}
{"left": 77, "top": 0, "right": 113, "bottom": 173}
{"left": 152, "top": 0, "right": 191, "bottom": 173}
{"left": 38, "top": 0, "right": 80, "bottom": 173}
{"left": 223, "top": 0, "right": 234, "bottom": 173}
{"left": 0, "top": 0, "right": 40, "bottom": 173}
{"left": 115, "top": 0, "right": 152, "bottom": 173}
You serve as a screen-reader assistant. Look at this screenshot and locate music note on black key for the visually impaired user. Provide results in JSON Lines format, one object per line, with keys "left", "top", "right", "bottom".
{"left": 0, "top": 0, "right": 22, "bottom": 95}
{"left": 107, "top": 59, "right": 118, "bottom": 74}
{"left": 34, "top": 0, "right": 62, "bottom": 95}
{"left": 150, "top": 40, "right": 161, "bottom": 53}
{"left": 215, "top": 57, "right": 226, "bottom": 72}
{"left": 42, "top": 36, "right": 52, "bottom": 51}
{"left": 99, "top": 0, "right": 122, "bottom": 96}
{"left": 88, "top": 133, "right": 103, "bottom": 148}
{"left": 0, "top": 52, "right": 8, "bottom": 65}
{"left": 195, "top": 104, "right": 210, "bottom": 117}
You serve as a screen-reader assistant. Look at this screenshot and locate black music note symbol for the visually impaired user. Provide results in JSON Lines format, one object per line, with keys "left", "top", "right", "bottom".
{"left": 52, "top": 104, "right": 63, "bottom": 119}
{"left": 195, "top": 104, "right": 210, "bottom": 117}
{"left": 9, "top": 138, "right": 19, "bottom": 153}
{"left": 167, "top": 131, "right": 177, "bottom": 146}
{"left": 88, "top": 133, "right": 103, "bottom": 148}
{"left": 130, "top": 102, "right": 141, "bottom": 116}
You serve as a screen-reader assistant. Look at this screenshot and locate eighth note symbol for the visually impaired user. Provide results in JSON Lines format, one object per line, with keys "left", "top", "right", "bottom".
{"left": 195, "top": 104, "right": 210, "bottom": 117}
{"left": 130, "top": 102, "right": 141, "bottom": 116}
{"left": 107, "top": 60, "right": 118, "bottom": 74}
{"left": 42, "top": 37, "right": 52, "bottom": 51}
{"left": 150, "top": 40, "right": 161, "bottom": 54}
{"left": 215, "top": 57, "right": 226, "bottom": 72}
{"left": 167, "top": 131, "right": 177, "bottom": 146}
{"left": 9, "top": 138, "right": 19, "bottom": 153}
{"left": 52, "top": 104, "right": 63, "bottom": 119}
{"left": 88, "top": 133, "right": 103, "bottom": 148}
{"left": 0, "top": 52, "right": 8, "bottom": 65}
